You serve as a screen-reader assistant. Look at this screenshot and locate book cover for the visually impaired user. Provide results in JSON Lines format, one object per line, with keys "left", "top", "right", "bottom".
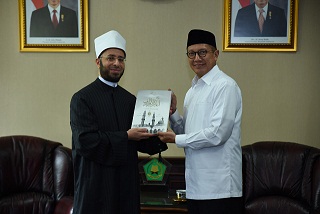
{"left": 131, "top": 90, "right": 171, "bottom": 133}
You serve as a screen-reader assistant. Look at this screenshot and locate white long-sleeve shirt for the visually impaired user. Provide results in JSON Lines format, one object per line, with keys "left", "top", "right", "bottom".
{"left": 170, "top": 65, "right": 242, "bottom": 200}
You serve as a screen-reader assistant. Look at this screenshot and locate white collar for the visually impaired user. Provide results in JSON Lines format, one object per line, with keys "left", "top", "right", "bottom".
{"left": 192, "top": 65, "right": 220, "bottom": 87}
{"left": 255, "top": 3, "right": 268, "bottom": 13}
{"left": 98, "top": 76, "right": 118, "bottom": 87}
{"left": 48, "top": 4, "right": 61, "bottom": 13}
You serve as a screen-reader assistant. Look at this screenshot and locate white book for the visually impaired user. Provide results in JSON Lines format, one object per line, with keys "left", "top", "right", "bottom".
{"left": 131, "top": 90, "right": 171, "bottom": 133}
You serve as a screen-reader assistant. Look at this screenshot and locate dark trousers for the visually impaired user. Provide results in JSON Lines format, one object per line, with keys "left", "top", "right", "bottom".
{"left": 187, "top": 197, "right": 243, "bottom": 214}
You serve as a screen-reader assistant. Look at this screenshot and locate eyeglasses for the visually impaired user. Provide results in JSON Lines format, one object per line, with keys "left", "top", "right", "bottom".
{"left": 186, "top": 50, "right": 214, "bottom": 59}
{"left": 100, "top": 56, "right": 126, "bottom": 63}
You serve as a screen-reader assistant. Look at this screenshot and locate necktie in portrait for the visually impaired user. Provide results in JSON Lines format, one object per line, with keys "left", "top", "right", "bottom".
{"left": 52, "top": 9, "right": 58, "bottom": 28}
{"left": 258, "top": 9, "right": 265, "bottom": 33}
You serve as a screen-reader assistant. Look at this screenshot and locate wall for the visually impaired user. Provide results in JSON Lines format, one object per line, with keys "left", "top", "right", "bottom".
{"left": 1, "top": 0, "right": 319, "bottom": 157}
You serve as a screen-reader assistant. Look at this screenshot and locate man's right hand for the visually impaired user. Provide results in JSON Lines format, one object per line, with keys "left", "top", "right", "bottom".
{"left": 157, "top": 130, "right": 176, "bottom": 144}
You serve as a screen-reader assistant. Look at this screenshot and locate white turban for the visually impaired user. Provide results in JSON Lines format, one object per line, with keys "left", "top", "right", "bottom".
{"left": 94, "top": 30, "right": 126, "bottom": 58}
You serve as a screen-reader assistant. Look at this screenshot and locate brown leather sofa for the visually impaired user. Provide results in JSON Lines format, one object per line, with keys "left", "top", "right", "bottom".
{"left": 242, "top": 141, "right": 320, "bottom": 214}
{"left": 140, "top": 141, "right": 320, "bottom": 213}
{"left": 0, "top": 135, "right": 74, "bottom": 214}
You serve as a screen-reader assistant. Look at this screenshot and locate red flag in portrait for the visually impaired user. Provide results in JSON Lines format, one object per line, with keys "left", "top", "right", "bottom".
{"left": 31, "top": 0, "right": 44, "bottom": 9}
{"left": 238, "top": 0, "right": 250, "bottom": 8}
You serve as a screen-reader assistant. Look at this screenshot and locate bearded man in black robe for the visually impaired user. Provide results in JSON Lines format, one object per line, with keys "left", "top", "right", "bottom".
{"left": 70, "top": 30, "right": 168, "bottom": 214}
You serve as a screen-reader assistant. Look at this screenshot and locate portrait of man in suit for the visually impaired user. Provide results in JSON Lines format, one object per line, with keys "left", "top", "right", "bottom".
{"left": 30, "top": 0, "right": 78, "bottom": 37}
{"left": 234, "top": 0, "right": 287, "bottom": 37}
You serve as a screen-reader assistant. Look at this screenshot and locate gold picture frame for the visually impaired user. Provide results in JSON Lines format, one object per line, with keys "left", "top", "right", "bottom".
{"left": 18, "top": 0, "right": 88, "bottom": 52}
{"left": 223, "top": 0, "right": 298, "bottom": 52}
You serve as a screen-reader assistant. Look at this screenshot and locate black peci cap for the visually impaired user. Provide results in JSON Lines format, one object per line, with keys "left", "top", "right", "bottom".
{"left": 187, "top": 29, "right": 216, "bottom": 49}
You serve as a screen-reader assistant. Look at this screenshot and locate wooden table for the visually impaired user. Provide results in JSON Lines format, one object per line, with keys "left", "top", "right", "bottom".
{"left": 140, "top": 191, "right": 187, "bottom": 214}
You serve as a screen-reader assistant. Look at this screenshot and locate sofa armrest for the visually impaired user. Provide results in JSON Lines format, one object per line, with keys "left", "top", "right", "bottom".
{"left": 54, "top": 196, "right": 73, "bottom": 214}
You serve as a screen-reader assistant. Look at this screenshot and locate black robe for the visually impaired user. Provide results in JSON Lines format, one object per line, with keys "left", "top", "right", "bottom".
{"left": 70, "top": 79, "right": 167, "bottom": 214}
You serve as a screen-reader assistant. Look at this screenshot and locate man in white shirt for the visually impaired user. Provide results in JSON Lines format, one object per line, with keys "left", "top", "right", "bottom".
{"left": 158, "top": 29, "right": 243, "bottom": 214}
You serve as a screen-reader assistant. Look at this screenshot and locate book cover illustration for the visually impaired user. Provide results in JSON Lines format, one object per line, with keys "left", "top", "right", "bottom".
{"left": 131, "top": 90, "right": 171, "bottom": 134}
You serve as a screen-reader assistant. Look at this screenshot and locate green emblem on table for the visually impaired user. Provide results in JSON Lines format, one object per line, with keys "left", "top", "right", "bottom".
{"left": 143, "top": 158, "right": 167, "bottom": 181}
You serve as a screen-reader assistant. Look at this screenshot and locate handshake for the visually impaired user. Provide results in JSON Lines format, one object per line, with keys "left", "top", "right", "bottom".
{"left": 127, "top": 128, "right": 176, "bottom": 144}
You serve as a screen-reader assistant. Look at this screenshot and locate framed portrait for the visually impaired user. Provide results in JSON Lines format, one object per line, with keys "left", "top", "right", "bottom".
{"left": 223, "top": 0, "right": 298, "bottom": 51}
{"left": 18, "top": 0, "right": 88, "bottom": 52}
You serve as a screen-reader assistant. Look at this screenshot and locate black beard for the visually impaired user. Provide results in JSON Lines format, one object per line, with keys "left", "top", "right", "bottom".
{"left": 99, "top": 60, "right": 124, "bottom": 83}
